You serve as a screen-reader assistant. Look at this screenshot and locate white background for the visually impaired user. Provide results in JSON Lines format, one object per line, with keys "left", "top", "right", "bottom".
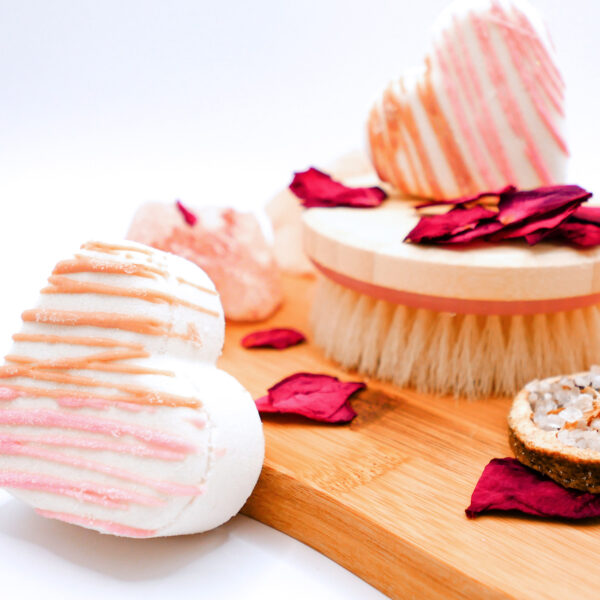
{"left": 0, "top": 0, "right": 598, "bottom": 598}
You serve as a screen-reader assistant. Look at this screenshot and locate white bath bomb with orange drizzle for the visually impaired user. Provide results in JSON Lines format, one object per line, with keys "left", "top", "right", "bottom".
{"left": 0, "top": 240, "right": 264, "bottom": 537}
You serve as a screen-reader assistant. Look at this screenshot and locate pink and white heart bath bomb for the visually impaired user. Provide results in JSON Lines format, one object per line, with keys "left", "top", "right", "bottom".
{"left": 368, "top": 0, "right": 568, "bottom": 199}
{"left": 0, "top": 240, "right": 264, "bottom": 537}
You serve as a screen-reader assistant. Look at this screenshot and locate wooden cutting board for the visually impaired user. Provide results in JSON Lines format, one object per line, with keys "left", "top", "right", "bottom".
{"left": 218, "top": 275, "right": 599, "bottom": 600}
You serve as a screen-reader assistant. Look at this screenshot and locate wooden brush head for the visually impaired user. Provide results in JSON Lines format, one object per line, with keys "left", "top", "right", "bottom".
{"left": 303, "top": 196, "right": 600, "bottom": 315}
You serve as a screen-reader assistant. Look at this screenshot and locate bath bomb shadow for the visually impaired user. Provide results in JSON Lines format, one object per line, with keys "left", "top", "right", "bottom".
{"left": 0, "top": 498, "right": 229, "bottom": 581}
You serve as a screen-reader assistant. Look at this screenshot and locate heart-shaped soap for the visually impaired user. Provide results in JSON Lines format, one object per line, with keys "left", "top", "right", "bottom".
{"left": 368, "top": 0, "right": 568, "bottom": 199}
{"left": 0, "top": 241, "right": 264, "bottom": 537}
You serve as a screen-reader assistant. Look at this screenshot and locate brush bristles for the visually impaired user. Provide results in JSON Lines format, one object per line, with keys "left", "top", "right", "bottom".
{"left": 311, "top": 277, "right": 600, "bottom": 399}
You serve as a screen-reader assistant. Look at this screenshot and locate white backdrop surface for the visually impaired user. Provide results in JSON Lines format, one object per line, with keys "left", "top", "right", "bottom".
{"left": 0, "top": 0, "right": 598, "bottom": 598}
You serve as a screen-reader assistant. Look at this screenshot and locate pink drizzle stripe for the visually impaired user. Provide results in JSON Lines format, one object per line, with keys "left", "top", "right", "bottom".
{"left": 513, "top": 7, "right": 565, "bottom": 92}
{"left": 0, "top": 472, "right": 164, "bottom": 508}
{"left": 36, "top": 509, "right": 156, "bottom": 538}
{"left": 0, "top": 440, "right": 202, "bottom": 496}
{"left": 312, "top": 259, "right": 600, "bottom": 316}
{"left": 0, "top": 408, "right": 196, "bottom": 453}
{"left": 490, "top": 7, "right": 564, "bottom": 116}
{"left": 434, "top": 44, "right": 495, "bottom": 189}
{"left": 450, "top": 22, "right": 516, "bottom": 184}
{"left": 470, "top": 12, "right": 553, "bottom": 184}
{"left": 0, "top": 433, "right": 185, "bottom": 461}
{"left": 491, "top": 4, "right": 567, "bottom": 154}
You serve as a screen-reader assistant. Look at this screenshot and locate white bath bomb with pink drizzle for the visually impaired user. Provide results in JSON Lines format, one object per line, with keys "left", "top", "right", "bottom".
{"left": 0, "top": 240, "right": 264, "bottom": 537}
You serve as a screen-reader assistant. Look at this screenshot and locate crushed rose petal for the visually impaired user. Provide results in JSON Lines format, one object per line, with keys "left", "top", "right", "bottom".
{"left": 255, "top": 372, "right": 365, "bottom": 423}
{"left": 289, "top": 168, "right": 387, "bottom": 209}
{"left": 496, "top": 185, "right": 591, "bottom": 226}
{"left": 466, "top": 458, "right": 600, "bottom": 519}
{"left": 404, "top": 206, "right": 497, "bottom": 244}
{"left": 241, "top": 327, "right": 306, "bottom": 349}
{"left": 405, "top": 185, "right": 598, "bottom": 247}
{"left": 175, "top": 200, "right": 198, "bottom": 226}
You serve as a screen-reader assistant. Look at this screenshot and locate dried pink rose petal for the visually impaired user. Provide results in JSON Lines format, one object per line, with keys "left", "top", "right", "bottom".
{"left": 404, "top": 206, "right": 496, "bottom": 243}
{"left": 466, "top": 458, "right": 600, "bottom": 519}
{"left": 127, "top": 203, "right": 282, "bottom": 322}
{"left": 289, "top": 168, "right": 387, "bottom": 208}
{"left": 255, "top": 373, "right": 365, "bottom": 423}
{"left": 175, "top": 200, "right": 197, "bottom": 226}
{"left": 241, "top": 328, "right": 306, "bottom": 350}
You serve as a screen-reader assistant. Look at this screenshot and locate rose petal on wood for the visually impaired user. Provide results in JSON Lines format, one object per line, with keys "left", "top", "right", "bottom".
{"left": 255, "top": 373, "right": 365, "bottom": 423}
{"left": 466, "top": 458, "right": 600, "bottom": 519}
{"left": 241, "top": 328, "right": 306, "bottom": 350}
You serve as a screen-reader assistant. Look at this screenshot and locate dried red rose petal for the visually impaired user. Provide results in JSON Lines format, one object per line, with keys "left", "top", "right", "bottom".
{"left": 415, "top": 185, "right": 516, "bottom": 209}
{"left": 255, "top": 373, "right": 365, "bottom": 423}
{"left": 404, "top": 205, "right": 496, "bottom": 243}
{"left": 175, "top": 200, "right": 197, "bottom": 226}
{"left": 570, "top": 206, "right": 600, "bottom": 225}
{"left": 490, "top": 203, "right": 581, "bottom": 243}
{"left": 241, "top": 328, "right": 306, "bottom": 350}
{"left": 437, "top": 219, "right": 504, "bottom": 244}
{"left": 466, "top": 458, "right": 600, "bottom": 519}
{"left": 551, "top": 221, "right": 600, "bottom": 247}
{"left": 497, "top": 185, "right": 591, "bottom": 226}
{"left": 407, "top": 184, "right": 598, "bottom": 248}
{"left": 289, "top": 168, "right": 387, "bottom": 209}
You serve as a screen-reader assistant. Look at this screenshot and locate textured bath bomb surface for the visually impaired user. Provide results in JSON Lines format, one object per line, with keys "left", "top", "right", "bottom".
{"left": 0, "top": 240, "right": 264, "bottom": 537}
{"left": 127, "top": 203, "right": 282, "bottom": 322}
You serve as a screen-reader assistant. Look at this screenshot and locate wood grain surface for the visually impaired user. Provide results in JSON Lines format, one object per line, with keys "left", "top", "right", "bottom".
{"left": 218, "top": 275, "right": 599, "bottom": 600}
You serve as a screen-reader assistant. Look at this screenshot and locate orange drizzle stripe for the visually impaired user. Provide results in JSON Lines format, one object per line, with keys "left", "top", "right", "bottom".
{"left": 417, "top": 60, "right": 476, "bottom": 194}
{"left": 175, "top": 276, "right": 218, "bottom": 296}
{"left": 367, "top": 106, "right": 392, "bottom": 184}
{"left": 380, "top": 87, "right": 411, "bottom": 193}
{"left": 81, "top": 241, "right": 153, "bottom": 255}
{"left": 5, "top": 355, "right": 174, "bottom": 377}
{"left": 12, "top": 333, "right": 143, "bottom": 350}
{"left": 53, "top": 257, "right": 158, "bottom": 280}
{"left": 0, "top": 384, "right": 198, "bottom": 408}
{"left": 397, "top": 80, "right": 443, "bottom": 198}
{"left": 75, "top": 254, "right": 168, "bottom": 278}
{"left": 43, "top": 275, "right": 220, "bottom": 318}
{"left": 84, "top": 362, "right": 174, "bottom": 376}
{"left": 22, "top": 309, "right": 171, "bottom": 337}
{"left": 384, "top": 87, "right": 425, "bottom": 196}
{"left": 5, "top": 349, "right": 149, "bottom": 369}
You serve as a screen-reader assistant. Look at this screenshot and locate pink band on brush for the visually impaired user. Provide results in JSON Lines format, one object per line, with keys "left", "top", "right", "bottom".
{"left": 312, "top": 260, "right": 600, "bottom": 316}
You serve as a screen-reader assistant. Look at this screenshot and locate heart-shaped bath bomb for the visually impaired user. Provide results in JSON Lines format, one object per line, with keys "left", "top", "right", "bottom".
{"left": 368, "top": 0, "right": 568, "bottom": 199}
{"left": 0, "top": 241, "right": 264, "bottom": 537}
